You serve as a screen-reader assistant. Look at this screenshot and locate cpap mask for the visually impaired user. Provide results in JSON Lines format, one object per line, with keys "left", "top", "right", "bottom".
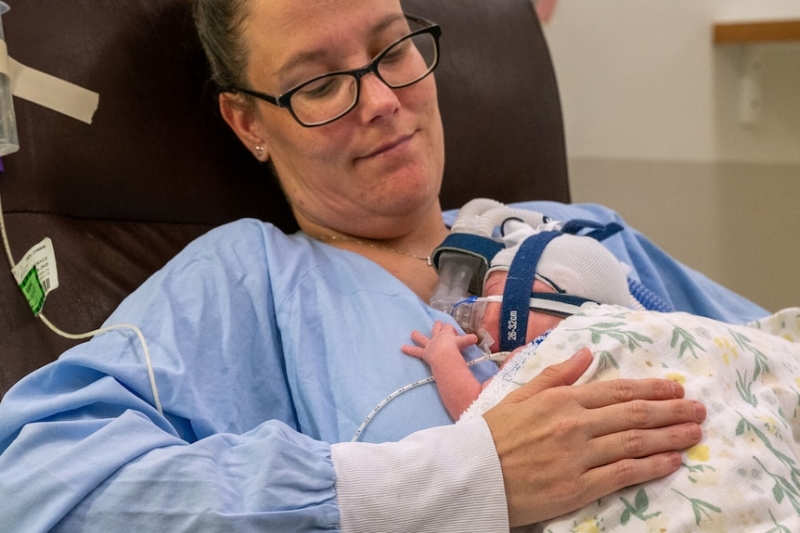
{"left": 429, "top": 199, "right": 556, "bottom": 313}
{"left": 432, "top": 201, "right": 635, "bottom": 351}
{"left": 493, "top": 219, "right": 637, "bottom": 352}
{"left": 449, "top": 289, "right": 598, "bottom": 335}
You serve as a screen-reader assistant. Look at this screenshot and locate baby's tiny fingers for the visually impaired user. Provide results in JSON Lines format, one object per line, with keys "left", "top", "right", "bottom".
{"left": 402, "top": 344, "right": 424, "bottom": 358}
{"left": 409, "top": 330, "right": 431, "bottom": 347}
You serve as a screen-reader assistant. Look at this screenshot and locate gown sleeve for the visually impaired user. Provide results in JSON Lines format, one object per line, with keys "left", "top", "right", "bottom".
{"left": 0, "top": 220, "right": 340, "bottom": 532}
{"left": 0, "top": 219, "right": 509, "bottom": 533}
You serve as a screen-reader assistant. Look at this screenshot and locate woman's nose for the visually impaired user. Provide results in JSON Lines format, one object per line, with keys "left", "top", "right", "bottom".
{"left": 356, "top": 73, "right": 401, "bottom": 121}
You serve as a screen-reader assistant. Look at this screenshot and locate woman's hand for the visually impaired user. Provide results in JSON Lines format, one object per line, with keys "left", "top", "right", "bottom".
{"left": 483, "top": 347, "right": 706, "bottom": 528}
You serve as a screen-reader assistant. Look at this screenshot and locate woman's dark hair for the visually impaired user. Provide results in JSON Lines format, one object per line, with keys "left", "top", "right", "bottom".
{"left": 192, "top": 0, "right": 252, "bottom": 91}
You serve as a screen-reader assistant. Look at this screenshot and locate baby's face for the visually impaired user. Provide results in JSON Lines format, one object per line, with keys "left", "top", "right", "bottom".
{"left": 480, "top": 271, "right": 565, "bottom": 352}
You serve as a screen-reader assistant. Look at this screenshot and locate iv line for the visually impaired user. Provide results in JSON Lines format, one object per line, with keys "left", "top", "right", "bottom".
{"left": 351, "top": 350, "right": 509, "bottom": 442}
{"left": 0, "top": 181, "right": 163, "bottom": 415}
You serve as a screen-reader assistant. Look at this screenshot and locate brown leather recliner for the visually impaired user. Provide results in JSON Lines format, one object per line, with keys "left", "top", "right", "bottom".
{"left": 0, "top": 0, "right": 569, "bottom": 396}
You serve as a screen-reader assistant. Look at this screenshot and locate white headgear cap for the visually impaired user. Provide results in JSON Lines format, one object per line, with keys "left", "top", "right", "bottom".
{"left": 488, "top": 220, "right": 631, "bottom": 307}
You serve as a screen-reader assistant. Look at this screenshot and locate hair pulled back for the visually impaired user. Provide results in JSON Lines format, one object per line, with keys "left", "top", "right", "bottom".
{"left": 192, "top": 0, "right": 252, "bottom": 91}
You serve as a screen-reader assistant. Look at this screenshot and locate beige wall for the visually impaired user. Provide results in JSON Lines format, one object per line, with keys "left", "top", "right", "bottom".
{"left": 569, "top": 158, "right": 800, "bottom": 312}
{"left": 541, "top": 1, "right": 800, "bottom": 314}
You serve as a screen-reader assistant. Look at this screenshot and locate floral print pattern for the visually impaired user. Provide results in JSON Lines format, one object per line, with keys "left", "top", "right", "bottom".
{"left": 465, "top": 305, "right": 800, "bottom": 532}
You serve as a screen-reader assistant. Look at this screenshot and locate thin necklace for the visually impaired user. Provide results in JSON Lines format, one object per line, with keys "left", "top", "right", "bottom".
{"left": 312, "top": 233, "right": 433, "bottom": 266}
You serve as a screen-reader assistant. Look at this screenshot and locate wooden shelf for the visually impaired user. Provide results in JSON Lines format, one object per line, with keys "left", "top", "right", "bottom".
{"left": 714, "top": 19, "right": 800, "bottom": 44}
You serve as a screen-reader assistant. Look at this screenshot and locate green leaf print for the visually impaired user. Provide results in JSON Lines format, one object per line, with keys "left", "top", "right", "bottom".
{"left": 682, "top": 461, "right": 716, "bottom": 483}
{"left": 729, "top": 328, "right": 770, "bottom": 380}
{"left": 619, "top": 488, "right": 661, "bottom": 524}
{"left": 669, "top": 324, "right": 706, "bottom": 359}
{"left": 736, "top": 369, "right": 758, "bottom": 407}
{"left": 671, "top": 488, "right": 722, "bottom": 525}
{"left": 766, "top": 509, "right": 792, "bottom": 533}
{"left": 755, "top": 456, "right": 800, "bottom": 515}
{"left": 571, "top": 322, "right": 653, "bottom": 352}
{"left": 597, "top": 351, "right": 619, "bottom": 371}
{"left": 739, "top": 415, "right": 797, "bottom": 470}
{"left": 774, "top": 482, "right": 785, "bottom": 504}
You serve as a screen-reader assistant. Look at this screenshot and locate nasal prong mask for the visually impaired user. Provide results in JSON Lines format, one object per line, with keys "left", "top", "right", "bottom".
{"left": 449, "top": 293, "right": 595, "bottom": 335}
{"left": 449, "top": 295, "right": 501, "bottom": 334}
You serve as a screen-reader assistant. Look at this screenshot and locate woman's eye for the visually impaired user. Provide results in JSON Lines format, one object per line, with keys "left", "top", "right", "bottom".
{"left": 297, "top": 77, "right": 340, "bottom": 99}
{"left": 382, "top": 40, "right": 410, "bottom": 63}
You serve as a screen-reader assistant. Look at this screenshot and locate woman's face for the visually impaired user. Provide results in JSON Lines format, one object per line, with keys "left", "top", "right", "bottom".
{"left": 231, "top": 0, "right": 445, "bottom": 237}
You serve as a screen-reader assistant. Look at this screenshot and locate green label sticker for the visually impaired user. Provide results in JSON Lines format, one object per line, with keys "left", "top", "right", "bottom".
{"left": 18, "top": 266, "right": 45, "bottom": 316}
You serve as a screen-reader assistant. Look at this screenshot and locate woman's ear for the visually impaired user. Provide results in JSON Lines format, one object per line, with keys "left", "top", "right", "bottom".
{"left": 219, "top": 93, "right": 270, "bottom": 162}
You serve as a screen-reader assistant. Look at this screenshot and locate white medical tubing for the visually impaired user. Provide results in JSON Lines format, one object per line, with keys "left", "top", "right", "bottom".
{"left": 0, "top": 180, "right": 13, "bottom": 269}
{"left": 351, "top": 351, "right": 509, "bottom": 441}
{"left": 0, "top": 181, "right": 163, "bottom": 415}
{"left": 37, "top": 314, "right": 163, "bottom": 414}
{"left": 449, "top": 198, "right": 553, "bottom": 237}
{"left": 448, "top": 198, "right": 505, "bottom": 235}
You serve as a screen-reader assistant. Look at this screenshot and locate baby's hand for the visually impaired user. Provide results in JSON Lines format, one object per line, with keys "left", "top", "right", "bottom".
{"left": 402, "top": 321, "right": 478, "bottom": 365}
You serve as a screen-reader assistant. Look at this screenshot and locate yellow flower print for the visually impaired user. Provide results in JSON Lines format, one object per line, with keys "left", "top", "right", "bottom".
{"left": 666, "top": 373, "right": 685, "bottom": 385}
{"left": 714, "top": 337, "right": 738, "bottom": 365}
{"left": 571, "top": 516, "right": 605, "bottom": 533}
{"left": 758, "top": 414, "right": 780, "bottom": 436}
{"left": 686, "top": 444, "right": 710, "bottom": 462}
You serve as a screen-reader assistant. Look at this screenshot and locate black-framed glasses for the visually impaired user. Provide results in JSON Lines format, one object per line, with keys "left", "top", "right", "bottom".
{"left": 223, "top": 14, "right": 441, "bottom": 127}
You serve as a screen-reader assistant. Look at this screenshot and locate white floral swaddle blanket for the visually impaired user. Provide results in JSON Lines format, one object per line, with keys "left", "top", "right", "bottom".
{"left": 461, "top": 305, "right": 800, "bottom": 532}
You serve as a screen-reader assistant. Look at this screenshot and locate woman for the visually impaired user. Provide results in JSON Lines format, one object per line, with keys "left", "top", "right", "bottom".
{"left": 0, "top": 0, "right": 734, "bottom": 531}
{"left": 205, "top": 0, "right": 704, "bottom": 527}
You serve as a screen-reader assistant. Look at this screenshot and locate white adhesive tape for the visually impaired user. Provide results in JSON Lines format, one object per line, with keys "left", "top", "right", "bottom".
{"left": 0, "top": 40, "right": 99, "bottom": 125}
{"left": 0, "top": 38, "right": 7, "bottom": 78}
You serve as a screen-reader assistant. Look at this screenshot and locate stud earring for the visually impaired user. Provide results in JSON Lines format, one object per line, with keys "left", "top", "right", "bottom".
{"left": 255, "top": 145, "right": 265, "bottom": 158}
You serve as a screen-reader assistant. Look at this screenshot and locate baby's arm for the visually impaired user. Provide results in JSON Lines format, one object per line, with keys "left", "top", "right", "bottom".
{"left": 402, "top": 321, "right": 482, "bottom": 419}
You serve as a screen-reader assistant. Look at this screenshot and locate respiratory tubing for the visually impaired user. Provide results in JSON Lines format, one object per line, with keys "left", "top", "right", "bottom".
{"left": 430, "top": 199, "right": 557, "bottom": 313}
{"left": 449, "top": 198, "right": 553, "bottom": 237}
{"left": 0, "top": 179, "right": 163, "bottom": 415}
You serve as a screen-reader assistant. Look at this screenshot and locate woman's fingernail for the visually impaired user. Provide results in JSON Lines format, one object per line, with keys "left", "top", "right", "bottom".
{"left": 694, "top": 402, "right": 707, "bottom": 422}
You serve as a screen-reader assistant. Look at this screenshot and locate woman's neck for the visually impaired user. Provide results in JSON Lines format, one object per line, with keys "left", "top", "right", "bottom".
{"left": 300, "top": 208, "right": 450, "bottom": 302}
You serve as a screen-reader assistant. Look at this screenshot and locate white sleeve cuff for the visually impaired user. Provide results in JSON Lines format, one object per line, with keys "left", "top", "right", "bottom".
{"left": 331, "top": 417, "right": 508, "bottom": 533}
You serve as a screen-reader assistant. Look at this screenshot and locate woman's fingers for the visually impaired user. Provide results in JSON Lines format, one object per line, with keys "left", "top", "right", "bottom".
{"left": 586, "top": 421, "right": 703, "bottom": 467}
{"left": 582, "top": 396, "right": 706, "bottom": 436}
{"left": 579, "top": 451, "right": 683, "bottom": 501}
{"left": 502, "top": 347, "right": 594, "bottom": 404}
{"left": 570, "top": 377, "right": 686, "bottom": 408}
{"left": 483, "top": 348, "right": 707, "bottom": 527}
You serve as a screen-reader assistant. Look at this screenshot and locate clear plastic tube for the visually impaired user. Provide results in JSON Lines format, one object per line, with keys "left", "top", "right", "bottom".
{"left": 429, "top": 251, "right": 484, "bottom": 313}
{"left": 431, "top": 200, "right": 554, "bottom": 311}
{"left": 0, "top": 2, "right": 18, "bottom": 157}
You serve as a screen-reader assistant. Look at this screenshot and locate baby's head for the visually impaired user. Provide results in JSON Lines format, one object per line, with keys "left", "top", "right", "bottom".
{"left": 479, "top": 221, "right": 631, "bottom": 352}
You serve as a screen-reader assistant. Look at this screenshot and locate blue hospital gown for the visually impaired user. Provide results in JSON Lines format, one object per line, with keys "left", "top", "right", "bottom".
{"left": 0, "top": 202, "right": 767, "bottom": 531}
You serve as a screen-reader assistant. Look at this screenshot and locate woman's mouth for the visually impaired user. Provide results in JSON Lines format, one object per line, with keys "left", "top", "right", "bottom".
{"left": 358, "top": 132, "right": 414, "bottom": 160}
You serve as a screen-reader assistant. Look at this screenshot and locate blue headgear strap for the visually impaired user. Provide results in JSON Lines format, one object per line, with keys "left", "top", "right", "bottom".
{"left": 498, "top": 220, "right": 626, "bottom": 352}
{"left": 561, "top": 219, "right": 624, "bottom": 241}
{"left": 499, "top": 231, "right": 561, "bottom": 352}
{"left": 431, "top": 233, "right": 504, "bottom": 295}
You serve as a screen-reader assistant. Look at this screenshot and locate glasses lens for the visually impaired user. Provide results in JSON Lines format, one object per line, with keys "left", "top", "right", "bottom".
{"left": 287, "top": 29, "right": 438, "bottom": 126}
{"left": 290, "top": 74, "right": 358, "bottom": 126}
{"left": 377, "top": 32, "right": 438, "bottom": 88}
